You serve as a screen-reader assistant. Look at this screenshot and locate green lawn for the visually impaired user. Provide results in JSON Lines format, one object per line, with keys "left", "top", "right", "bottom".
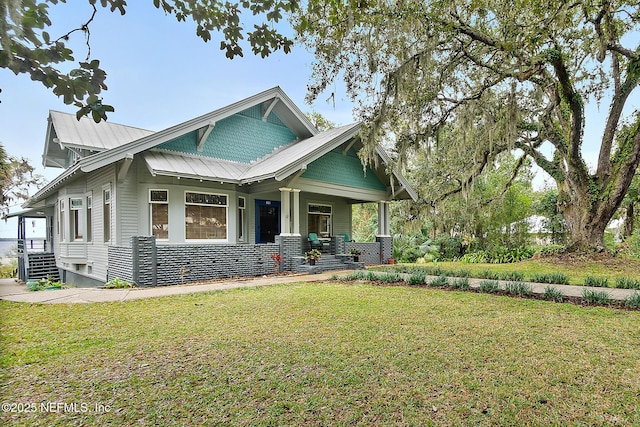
{"left": 2, "top": 282, "right": 639, "bottom": 425}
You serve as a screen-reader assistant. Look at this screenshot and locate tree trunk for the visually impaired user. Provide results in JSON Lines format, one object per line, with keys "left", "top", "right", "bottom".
{"left": 623, "top": 202, "right": 635, "bottom": 238}
{"left": 558, "top": 182, "right": 611, "bottom": 252}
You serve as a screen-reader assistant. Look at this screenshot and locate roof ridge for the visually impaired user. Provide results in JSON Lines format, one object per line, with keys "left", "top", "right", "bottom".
{"left": 49, "top": 110, "right": 155, "bottom": 133}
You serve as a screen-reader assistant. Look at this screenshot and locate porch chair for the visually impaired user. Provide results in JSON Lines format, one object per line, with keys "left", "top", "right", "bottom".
{"left": 308, "top": 233, "right": 330, "bottom": 252}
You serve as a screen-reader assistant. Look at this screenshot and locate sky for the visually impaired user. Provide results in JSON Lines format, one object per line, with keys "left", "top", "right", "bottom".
{"left": 0, "top": 2, "right": 355, "bottom": 238}
{"left": 1, "top": 3, "right": 638, "bottom": 239}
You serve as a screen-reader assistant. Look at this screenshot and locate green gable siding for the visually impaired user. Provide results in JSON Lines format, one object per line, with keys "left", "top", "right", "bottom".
{"left": 156, "top": 108, "right": 296, "bottom": 163}
{"left": 302, "top": 149, "right": 388, "bottom": 191}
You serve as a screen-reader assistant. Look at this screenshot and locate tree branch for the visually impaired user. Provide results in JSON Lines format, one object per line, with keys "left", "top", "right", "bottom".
{"left": 598, "top": 57, "right": 640, "bottom": 180}
{"left": 429, "top": 149, "right": 491, "bottom": 206}
{"left": 477, "top": 154, "right": 528, "bottom": 208}
{"left": 548, "top": 45, "right": 585, "bottom": 167}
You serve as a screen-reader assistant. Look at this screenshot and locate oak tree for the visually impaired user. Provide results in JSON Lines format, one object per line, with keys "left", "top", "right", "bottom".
{"left": 1, "top": 0, "right": 298, "bottom": 122}
{"left": 296, "top": 0, "right": 640, "bottom": 252}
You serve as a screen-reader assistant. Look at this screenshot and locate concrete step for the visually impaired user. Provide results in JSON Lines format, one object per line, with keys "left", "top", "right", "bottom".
{"left": 295, "top": 255, "right": 365, "bottom": 274}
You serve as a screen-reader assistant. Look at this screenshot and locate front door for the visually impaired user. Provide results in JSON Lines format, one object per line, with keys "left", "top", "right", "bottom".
{"left": 255, "top": 200, "right": 280, "bottom": 243}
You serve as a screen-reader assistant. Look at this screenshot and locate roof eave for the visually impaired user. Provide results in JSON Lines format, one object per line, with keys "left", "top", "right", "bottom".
{"left": 375, "top": 146, "right": 418, "bottom": 201}
{"left": 23, "top": 162, "right": 84, "bottom": 207}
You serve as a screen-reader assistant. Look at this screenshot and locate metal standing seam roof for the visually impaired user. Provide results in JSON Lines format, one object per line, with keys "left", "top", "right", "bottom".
{"left": 144, "top": 150, "right": 250, "bottom": 183}
{"left": 49, "top": 110, "right": 155, "bottom": 151}
{"left": 30, "top": 87, "right": 417, "bottom": 207}
{"left": 142, "top": 123, "right": 362, "bottom": 184}
{"left": 241, "top": 123, "right": 361, "bottom": 182}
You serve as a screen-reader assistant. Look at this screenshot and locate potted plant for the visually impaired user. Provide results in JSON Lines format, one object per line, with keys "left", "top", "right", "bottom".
{"left": 305, "top": 249, "right": 322, "bottom": 265}
{"left": 349, "top": 247, "right": 362, "bottom": 262}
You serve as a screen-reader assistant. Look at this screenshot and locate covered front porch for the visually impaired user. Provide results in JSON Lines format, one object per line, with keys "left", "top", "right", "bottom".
{"left": 6, "top": 208, "right": 59, "bottom": 283}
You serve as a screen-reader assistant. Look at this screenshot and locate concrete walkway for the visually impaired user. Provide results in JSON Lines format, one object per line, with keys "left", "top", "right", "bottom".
{"left": 0, "top": 272, "right": 350, "bottom": 304}
{"left": 1, "top": 271, "right": 638, "bottom": 304}
{"left": 463, "top": 276, "right": 638, "bottom": 301}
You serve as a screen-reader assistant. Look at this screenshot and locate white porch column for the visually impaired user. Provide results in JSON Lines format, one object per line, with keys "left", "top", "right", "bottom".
{"left": 292, "top": 189, "right": 301, "bottom": 236}
{"left": 377, "top": 201, "right": 391, "bottom": 237}
{"left": 377, "top": 201, "right": 384, "bottom": 236}
{"left": 279, "top": 187, "right": 292, "bottom": 235}
{"left": 384, "top": 201, "right": 391, "bottom": 236}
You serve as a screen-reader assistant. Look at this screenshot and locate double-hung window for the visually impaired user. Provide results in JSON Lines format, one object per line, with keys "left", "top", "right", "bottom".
{"left": 150, "top": 190, "right": 169, "bottom": 239}
{"left": 103, "top": 188, "right": 111, "bottom": 242}
{"left": 86, "top": 195, "right": 92, "bottom": 242}
{"left": 70, "top": 198, "right": 84, "bottom": 241}
{"left": 238, "top": 197, "right": 246, "bottom": 241}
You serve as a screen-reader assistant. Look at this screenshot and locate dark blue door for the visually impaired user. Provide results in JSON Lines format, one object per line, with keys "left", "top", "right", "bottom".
{"left": 255, "top": 200, "right": 280, "bottom": 243}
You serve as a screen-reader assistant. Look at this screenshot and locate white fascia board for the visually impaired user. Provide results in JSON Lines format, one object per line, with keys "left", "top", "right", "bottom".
{"left": 24, "top": 162, "right": 84, "bottom": 207}
{"left": 271, "top": 88, "right": 318, "bottom": 136}
{"left": 296, "top": 178, "right": 388, "bottom": 202}
{"left": 42, "top": 115, "right": 55, "bottom": 167}
{"left": 375, "top": 146, "right": 418, "bottom": 201}
{"left": 79, "top": 87, "right": 307, "bottom": 173}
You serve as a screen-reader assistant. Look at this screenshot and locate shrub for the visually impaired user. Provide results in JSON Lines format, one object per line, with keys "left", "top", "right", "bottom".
{"left": 581, "top": 289, "right": 612, "bottom": 306}
{"left": 433, "top": 235, "right": 464, "bottom": 260}
{"left": 530, "top": 272, "right": 570, "bottom": 285}
{"left": 542, "top": 286, "right": 564, "bottom": 302}
{"left": 535, "top": 244, "right": 565, "bottom": 257}
{"left": 584, "top": 276, "right": 609, "bottom": 288}
{"left": 26, "top": 276, "right": 62, "bottom": 291}
{"left": 479, "top": 280, "right": 501, "bottom": 293}
{"left": 365, "top": 271, "right": 379, "bottom": 281}
{"left": 378, "top": 272, "right": 403, "bottom": 283}
{"left": 623, "top": 292, "right": 640, "bottom": 309}
{"left": 407, "top": 272, "right": 427, "bottom": 286}
{"left": 455, "top": 269, "right": 471, "bottom": 278}
{"left": 614, "top": 277, "right": 640, "bottom": 290}
{"left": 490, "top": 246, "right": 535, "bottom": 263}
{"left": 505, "top": 281, "right": 533, "bottom": 296}
{"left": 105, "top": 277, "right": 134, "bottom": 289}
{"left": 499, "top": 271, "right": 525, "bottom": 281}
{"left": 478, "top": 270, "right": 501, "bottom": 280}
{"left": 459, "top": 251, "right": 488, "bottom": 264}
{"left": 451, "top": 277, "right": 470, "bottom": 290}
{"left": 459, "top": 247, "right": 534, "bottom": 264}
{"left": 428, "top": 275, "right": 449, "bottom": 287}
{"left": 398, "top": 246, "right": 424, "bottom": 263}
{"left": 0, "top": 259, "right": 17, "bottom": 278}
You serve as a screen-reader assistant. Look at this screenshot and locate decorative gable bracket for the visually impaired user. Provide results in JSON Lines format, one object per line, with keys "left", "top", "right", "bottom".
{"left": 197, "top": 121, "right": 216, "bottom": 152}
{"left": 342, "top": 136, "right": 359, "bottom": 155}
{"left": 262, "top": 96, "right": 280, "bottom": 122}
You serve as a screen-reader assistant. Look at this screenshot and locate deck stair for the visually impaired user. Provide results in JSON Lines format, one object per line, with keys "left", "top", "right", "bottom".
{"left": 26, "top": 253, "right": 60, "bottom": 281}
{"left": 295, "top": 254, "right": 364, "bottom": 274}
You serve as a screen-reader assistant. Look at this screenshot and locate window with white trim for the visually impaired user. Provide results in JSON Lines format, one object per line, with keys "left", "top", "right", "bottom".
{"left": 238, "top": 196, "right": 246, "bottom": 241}
{"left": 308, "top": 203, "right": 332, "bottom": 238}
{"left": 59, "top": 199, "right": 65, "bottom": 242}
{"left": 86, "top": 195, "right": 92, "bottom": 242}
{"left": 70, "top": 197, "right": 84, "bottom": 241}
{"left": 150, "top": 189, "right": 169, "bottom": 239}
{"left": 185, "top": 192, "right": 227, "bottom": 240}
{"left": 103, "top": 188, "right": 111, "bottom": 242}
